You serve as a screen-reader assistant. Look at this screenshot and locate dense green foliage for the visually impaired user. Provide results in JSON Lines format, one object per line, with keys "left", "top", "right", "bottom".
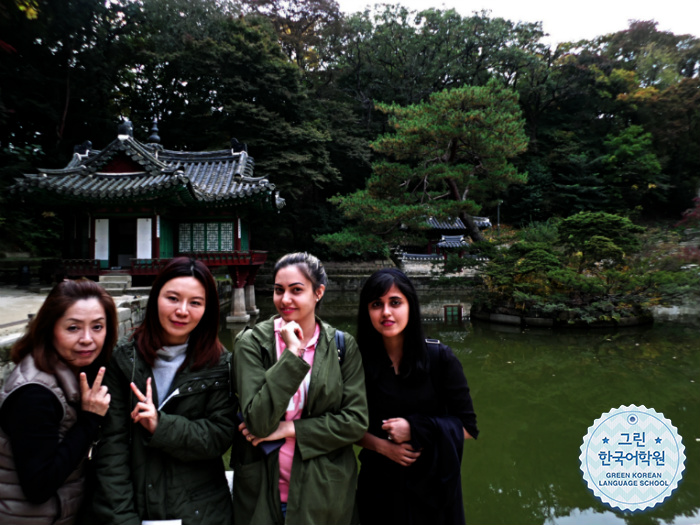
{"left": 471, "top": 212, "right": 700, "bottom": 324}
{"left": 1, "top": 1, "right": 699, "bottom": 258}
{"left": 318, "top": 80, "right": 528, "bottom": 253}
{"left": 0, "top": 142, "right": 62, "bottom": 255}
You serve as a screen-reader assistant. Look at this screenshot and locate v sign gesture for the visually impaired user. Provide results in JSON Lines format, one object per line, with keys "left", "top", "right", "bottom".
{"left": 80, "top": 366, "right": 110, "bottom": 416}
{"left": 130, "top": 378, "right": 159, "bottom": 434}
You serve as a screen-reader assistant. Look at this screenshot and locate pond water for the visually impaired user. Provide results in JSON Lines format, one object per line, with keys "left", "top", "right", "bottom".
{"left": 220, "top": 293, "right": 700, "bottom": 525}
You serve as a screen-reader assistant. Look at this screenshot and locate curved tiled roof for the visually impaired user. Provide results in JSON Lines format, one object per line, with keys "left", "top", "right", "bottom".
{"left": 426, "top": 216, "right": 492, "bottom": 230}
{"left": 427, "top": 217, "right": 466, "bottom": 230}
{"left": 437, "top": 235, "right": 469, "bottom": 248}
{"left": 399, "top": 253, "right": 442, "bottom": 261}
{"left": 10, "top": 136, "right": 283, "bottom": 209}
{"left": 473, "top": 216, "right": 492, "bottom": 229}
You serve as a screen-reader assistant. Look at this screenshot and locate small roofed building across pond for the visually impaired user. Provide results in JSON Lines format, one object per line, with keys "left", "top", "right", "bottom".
{"left": 398, "top": 216, "right": 491, "bottom": 275}
{"left": 9, "top": 119, "right": 285, "bottom": 322}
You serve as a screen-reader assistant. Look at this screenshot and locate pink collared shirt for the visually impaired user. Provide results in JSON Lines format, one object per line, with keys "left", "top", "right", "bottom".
{"left": 274, "top": 317, "right": 321, "bottom": 503}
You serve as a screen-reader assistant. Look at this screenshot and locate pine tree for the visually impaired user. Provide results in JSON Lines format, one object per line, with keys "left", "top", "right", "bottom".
{"left": 319, "top": 80, "right": 528, "bottom": 257}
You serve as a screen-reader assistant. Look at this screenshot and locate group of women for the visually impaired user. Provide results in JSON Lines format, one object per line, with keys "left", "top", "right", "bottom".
{"left": 0, "top": 253, "right": 478, "bottom": 525}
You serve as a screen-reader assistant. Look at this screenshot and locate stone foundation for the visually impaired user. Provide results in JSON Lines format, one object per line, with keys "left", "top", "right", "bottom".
{"left": 470, "top": 305, "right": 655, "bottom": 328}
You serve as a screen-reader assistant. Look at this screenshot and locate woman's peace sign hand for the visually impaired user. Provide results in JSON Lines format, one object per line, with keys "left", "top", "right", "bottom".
{"left": 80, "top": 366, "right": 110, "bottom": 416}
{"left": 130, "top": 377, "right": 158, "bottom": 434}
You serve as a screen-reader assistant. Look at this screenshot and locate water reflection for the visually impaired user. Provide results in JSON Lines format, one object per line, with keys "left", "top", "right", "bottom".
{"left": 220, "top": 294, "right": 700, "bottom": 525}
{"left": 453, "top": 321, "right": 699, "bottom": 525}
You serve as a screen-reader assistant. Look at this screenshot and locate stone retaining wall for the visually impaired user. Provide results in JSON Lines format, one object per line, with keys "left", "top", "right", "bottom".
{"left": 470, "top": 307, "right": 654, "bottom": 328}
{"left": 323, "top": 260, "right": 394, "bottom": 275}
{"left": 400, "top": 259, "right": 481, "bottom": 281}
{"left": 255, "top": 259, "right": 396, "bottom": 291}
{"left": 254, "top": 258, "right": 482, "bottom": 294}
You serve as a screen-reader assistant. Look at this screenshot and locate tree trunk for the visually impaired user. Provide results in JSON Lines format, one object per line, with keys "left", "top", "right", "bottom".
{"left": 447, "top": 179, "right": 485, "bottom": 242}
{"left": 463, "top": 213, "right": 485, "bottom": 242}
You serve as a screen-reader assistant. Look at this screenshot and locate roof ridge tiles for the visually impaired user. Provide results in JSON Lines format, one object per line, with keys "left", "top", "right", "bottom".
{"left": 39, "top": 166, "right": 87, "bottom": 176}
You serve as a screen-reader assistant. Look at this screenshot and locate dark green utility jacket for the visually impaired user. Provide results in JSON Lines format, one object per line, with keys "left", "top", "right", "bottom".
{"left": 83, "top": 338, "right": 237, "bottom": 525}
{"left": 231, "top": 317, "right": 368, "bottom": 525}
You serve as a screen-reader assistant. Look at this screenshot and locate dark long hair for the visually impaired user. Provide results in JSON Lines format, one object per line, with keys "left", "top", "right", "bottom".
{"left": 273, "top": 252, "right": 327, "bottom": 310}
{"left": 357, "top": 268, "right": 428, "bottom": 380}
{"left": 133, "top": 257, "right": 223, "bottom": 370}
{"left": 11, "top": 278, "right": 118, "bottom": 373}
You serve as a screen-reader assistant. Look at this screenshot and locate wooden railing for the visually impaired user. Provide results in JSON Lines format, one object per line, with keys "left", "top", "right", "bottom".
{"left": 130, "top": 258, "right": 169, "bottom": 275}
{"left": 130, "top": 251, "right": 267, "bottom": 275}
{"left": 63, "top": 259, "right": 101, "bottom": 277}
{"left": 177, "top": 251, "right": 268, "bottom": 266}
{"left": 63, "top": 252, "right": 267, "bottom": 276}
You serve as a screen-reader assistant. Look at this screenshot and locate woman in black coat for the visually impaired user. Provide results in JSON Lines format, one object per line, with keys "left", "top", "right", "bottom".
{"left": 355, "top": 269, "right": 479, "bottom": 525}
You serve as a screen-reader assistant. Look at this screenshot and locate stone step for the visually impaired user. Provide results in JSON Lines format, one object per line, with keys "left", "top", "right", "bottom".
{"left": 99, "top": 282, "right": 128, "bottom": 297}
{"left": 104, "top": 289, "right": 127, "bottom": 297}
{"left": 100, "top": 282, "right": 127, "bottom": 290}
{"left": 124, "top": 287, "right": 151, "bottom": 296}
{"left": 99, "top": 275, "right": 132, "bottom": 284}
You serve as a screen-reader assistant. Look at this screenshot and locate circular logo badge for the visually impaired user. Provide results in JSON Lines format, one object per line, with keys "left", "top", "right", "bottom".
{"left": 579, "top": 405, "right": 685, "bottom": 512}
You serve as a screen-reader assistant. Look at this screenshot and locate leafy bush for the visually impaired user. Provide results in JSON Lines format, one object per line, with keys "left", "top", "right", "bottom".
{"left": 315, "top": 228, "right": 390, "bottom": 260}
{"left": 517, "top": 218, "right": 560, "bottom": 244}
{"left": 0, "top": 143, "right": 62, "bottom": 256}
{"left": 557, "top": 211, "right": 645, "bottom": 255}
{"left": 473, "top": 212, "right": 699, "bottom": 324}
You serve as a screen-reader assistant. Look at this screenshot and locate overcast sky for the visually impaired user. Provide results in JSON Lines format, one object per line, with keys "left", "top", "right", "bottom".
{"left": 335, "top": 0, "right": 700, "bottom": 45}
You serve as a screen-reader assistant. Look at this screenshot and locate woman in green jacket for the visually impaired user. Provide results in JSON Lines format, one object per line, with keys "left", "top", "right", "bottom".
{"left": 232, "top": 252, "right": 368, "bottom": 525}
{"left": 85, "top": 257, "right": 237, "bottom": 525}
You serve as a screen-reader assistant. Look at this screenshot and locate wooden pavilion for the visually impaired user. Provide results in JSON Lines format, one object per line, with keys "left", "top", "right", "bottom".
{"left": 9, "top": 120, "right": 284, "bottom": 322}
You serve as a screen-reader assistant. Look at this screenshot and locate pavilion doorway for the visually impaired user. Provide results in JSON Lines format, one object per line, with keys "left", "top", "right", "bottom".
{"left": 109, "top": 217, "right": 136, "bottom": 269}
